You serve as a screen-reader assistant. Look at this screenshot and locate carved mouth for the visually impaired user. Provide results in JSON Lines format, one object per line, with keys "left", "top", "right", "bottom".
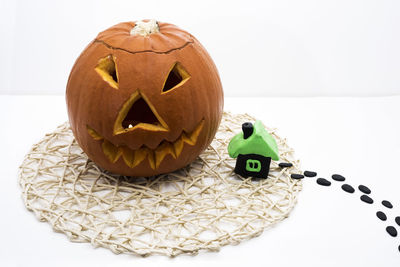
{"left": 86, "top": 119, "right": 204, "bottom": 170}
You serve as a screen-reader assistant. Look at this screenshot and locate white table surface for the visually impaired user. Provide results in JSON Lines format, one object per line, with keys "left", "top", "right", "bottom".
{"left": 1, "top": 95, "right": 400, "bottom": 266}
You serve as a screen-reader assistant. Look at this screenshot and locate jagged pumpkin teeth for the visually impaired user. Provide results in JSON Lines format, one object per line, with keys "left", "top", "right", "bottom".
{"left": 86, "top": 126, "right": 103, "bottom": 141}
{"left": 130, "top": 148, "right": 146, "bottom": 168}
{"left": 181, "top": 133, "right": 192, "bottom": 145}
{"left": 121, "top": 146, "right": 134, "bottom": 168}
{"left": 90, "top": 119, "right": 205, "bottom": 169}
{"left": 102, "top": 140, "right": 121, "bottom": 163}
{"left": 173, "top": 137, "right": 185, "bottom": 158}
{"left": 155, "top": 142, "right": 176, "bottom": 168}
{"left": 145, "top": 148, "right": 156, "bottom": 170}
{"left": 189, "top": 120, "right": 204, "bottom": 143}
{"left": 67, "top": 20, "right": 223, "bottom": 176}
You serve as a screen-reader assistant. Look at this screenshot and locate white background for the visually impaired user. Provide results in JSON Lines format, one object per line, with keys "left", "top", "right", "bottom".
{"left": 1, "top": 0, "right": 400, "bottom": 96}
{"left": 1, "top": 0, "right": 400, "bottom": 266}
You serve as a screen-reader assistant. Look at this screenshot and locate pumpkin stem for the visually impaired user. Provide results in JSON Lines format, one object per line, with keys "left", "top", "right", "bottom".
{"left": 130, "top": 19, "right": 160, "bottom": 37}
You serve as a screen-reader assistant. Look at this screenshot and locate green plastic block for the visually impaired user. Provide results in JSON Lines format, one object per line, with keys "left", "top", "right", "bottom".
{"left": 228, "top": 120, "right": 279, "bottom": 161}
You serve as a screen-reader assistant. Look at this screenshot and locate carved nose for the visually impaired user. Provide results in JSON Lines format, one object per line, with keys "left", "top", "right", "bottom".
{"left": 122, "top": 96, "right": 159, "bottom": 129}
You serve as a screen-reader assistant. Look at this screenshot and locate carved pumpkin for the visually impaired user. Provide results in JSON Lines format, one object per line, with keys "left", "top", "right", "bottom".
{"left": 66, "top": 20, "right": 224, "bottom": 177}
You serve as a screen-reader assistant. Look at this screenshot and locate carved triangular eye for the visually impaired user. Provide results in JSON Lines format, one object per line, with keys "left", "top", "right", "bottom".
{"left": 95, "top": 55, "right": 119, "bottom": 89}
{"left": 162, "top": 62, "right": 190, "bottom": 93}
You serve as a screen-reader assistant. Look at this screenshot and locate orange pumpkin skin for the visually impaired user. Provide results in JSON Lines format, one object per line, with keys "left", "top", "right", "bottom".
{"left": 66, "top": 21, "right": 224, "bottom": 177}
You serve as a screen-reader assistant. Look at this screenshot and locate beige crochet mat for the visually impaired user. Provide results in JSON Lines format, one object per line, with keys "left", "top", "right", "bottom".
{"left": 19, "top": 112, "right": 302, "bottom": 257}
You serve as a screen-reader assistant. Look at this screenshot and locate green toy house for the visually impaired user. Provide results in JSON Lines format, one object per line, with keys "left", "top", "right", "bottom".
{"left": 228, "top": 121, "right": 279, "bottom": 178}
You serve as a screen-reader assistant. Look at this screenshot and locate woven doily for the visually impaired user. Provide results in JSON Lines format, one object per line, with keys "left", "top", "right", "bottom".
{"left": 19, "top": 112, "right": 302, "bottom": 257}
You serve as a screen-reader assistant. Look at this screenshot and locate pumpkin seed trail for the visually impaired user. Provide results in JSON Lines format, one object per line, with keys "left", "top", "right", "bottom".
{"left": 316, "top": 178, "right": 331, "bottom": 186}
{"left": 287, "top": 169, "right": 399, "bottom": 253}
{"left": 386, "top": 226, "right": 398, "bottom": 237}
{"left": 360, "top": 194, "right": 374, "bottom": 204}
{"left": 358, "top": 185, "right": 371, "bottom": 194}
{"left": 279, "top": 162, "right": 293, "bottom": 168}
{"left": 291, "top": 174, "right": 304, "bottom": 180}
{"left": 376, "top": 211, "right": 387, "bottom": 221}
{"left": 341, "top": 184, "right": 355, "bottom": 193}
{"left": 395, "top": 216, "right": 400, "bottom": 227}
{"left": 382, "top": 200, "right": 393, "bottom": 209}
{"left": 332, "top": 174, "right": 345, "bottom": 182}
{"left": 304, "top": 171, "right": 317, "bottom": 177}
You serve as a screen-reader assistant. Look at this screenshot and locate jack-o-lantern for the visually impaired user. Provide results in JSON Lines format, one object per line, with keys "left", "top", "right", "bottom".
{"left": 66, "top": 20, "right": 224, "bottom": 177}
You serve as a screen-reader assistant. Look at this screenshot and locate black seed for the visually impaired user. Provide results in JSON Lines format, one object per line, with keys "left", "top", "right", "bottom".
{"left": 382, "top": 200, "right": 393, "bottom": 209}
{"left": 316, "top": 178, "right": 331, "bottom": 186}
{"left": 291, "top": 174, "right": 304, "bottom": 180}
{"left": 386, "top": 226, "right": 398, "bottom": 237}
{"left": 358, "top": 185, "right": 371, "bottom": 194}
{"left": 332, "top": 174, "right": 345, "bottom": 182}
{"left": 279, "top": 162, "right": 293, "bottom": 168}
{"left": 395, "top": 216, "right": 400, "bottom": 227}
{"left": 341, "top": 184, "right": 355, "bottom": 193}
{"left": 304, "top": 171, "right": 317, "bottom": 177}
{"left": 376, "top": 211, "right": 387, "bottom": 221}
{"left": 398, "top": 245, "right": 400, "bottom": 253}
{"left": 360, "top": 194, "right": 373, "bottom": 204}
